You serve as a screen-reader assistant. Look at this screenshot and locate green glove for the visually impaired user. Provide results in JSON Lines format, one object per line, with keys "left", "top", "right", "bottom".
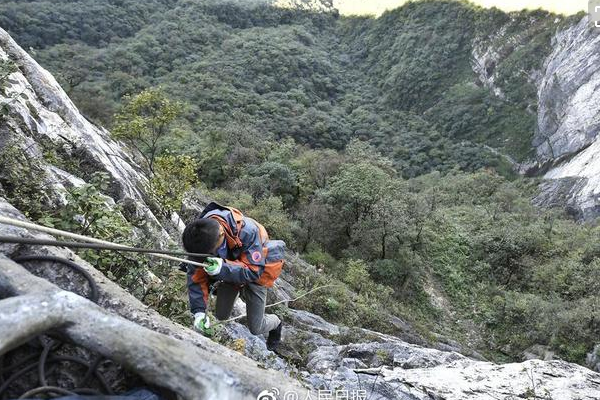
{"left": 193, "top": 312, "right": 212, "bottom": 335}
{"left": 204, "top": 257, "right": 223, "bottom": 276}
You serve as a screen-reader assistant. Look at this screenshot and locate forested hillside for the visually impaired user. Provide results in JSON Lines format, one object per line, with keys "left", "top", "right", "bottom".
{"left": 4, "top": 0, "right": 580, "bottom": 176}
{"left": 1, "top": 0, "right": 598, "bottom": 369}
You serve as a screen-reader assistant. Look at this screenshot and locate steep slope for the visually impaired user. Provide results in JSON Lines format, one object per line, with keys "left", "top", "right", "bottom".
{"left": 0, "top": 200, "right": 312, "bottom": 400}
{"left": 342, "top": 3, "right": 600, "bottom": 219}
{"left": 0, "top": 27, "right": 174, "bottom": 241}
{"left": 535, "top": 17, "right": 600, "bottom": 163}
{"left": 0, "top": 0, "right": 519, "bottom": 177}
{"left": 532, "top": 16, "right": 600, "bottom": 219}
{"left": 4, "top": 0, "right": 590, "bottom": 197}
{"left": 4, "top": 200, "right": 600, "bottom": 398}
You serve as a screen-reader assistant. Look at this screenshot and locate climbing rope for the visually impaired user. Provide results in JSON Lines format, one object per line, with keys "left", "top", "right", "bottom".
{"left": 0, "top": 236, "right": 211, "bottom": 259}
{"left": 0, "top": 215, "right": 343, "bottom": 346}
{"left": 0, "top": 216, "right": 210, "bottom": 268}
{"left": 216, "top": 284, "right": 342, "bottom": 325}
{"left": 13, "top": 255, "right": 100, "bottom": 303}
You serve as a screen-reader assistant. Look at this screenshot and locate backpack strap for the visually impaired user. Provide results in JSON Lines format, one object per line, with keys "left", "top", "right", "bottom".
{"left": 209, "top": 214, "right": 243, "bottom": 249}
{"left": 201, "top": 202, "right": 245, "bottom": 249}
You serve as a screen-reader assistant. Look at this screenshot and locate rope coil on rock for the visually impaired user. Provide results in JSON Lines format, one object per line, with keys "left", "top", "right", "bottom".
{"left": 13, "top": 255, "right": 99, "bottom": 303}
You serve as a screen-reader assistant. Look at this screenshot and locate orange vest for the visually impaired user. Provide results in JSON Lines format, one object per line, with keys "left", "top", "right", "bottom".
{"left": 204, "top": 204, "right": 284, "bottom": 287}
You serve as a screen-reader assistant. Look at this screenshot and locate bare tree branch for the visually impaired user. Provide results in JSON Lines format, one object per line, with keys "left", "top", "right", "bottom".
{"left": 0, "top": 293, "right": 70, "bottom": 354}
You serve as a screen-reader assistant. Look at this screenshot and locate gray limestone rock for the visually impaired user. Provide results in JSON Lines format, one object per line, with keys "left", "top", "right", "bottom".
{"left": 587, "top": 344, "right": 600, "bottom": 373}
{"left": 532, "top": 17, "right": 600, "bottom": 219}
{"left": 0, "top": 27, "right": 173, "bottom": 245}
{"left": 535, "top": 17, "right": 600, "bottom": 162}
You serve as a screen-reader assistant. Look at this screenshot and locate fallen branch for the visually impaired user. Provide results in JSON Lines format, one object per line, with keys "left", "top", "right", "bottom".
{"left": 0, "top": 293, "right": 70, "bottom": 354}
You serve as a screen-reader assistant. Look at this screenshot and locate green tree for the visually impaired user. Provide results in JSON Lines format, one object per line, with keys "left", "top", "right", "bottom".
{"left": 327, "top": 162, "right": 391, "bottom": 225}
{"left": 112, "top": 88, "right": 183, "bottom": 174}
{"left": 37, "top": 43, "right": 99, "bottom": 95}
{"left": 245, "top": 161, "right": 299, "bottom": 208}
{"left": 343, "top": 259, "right": 369, "bottom": 294}
{"left": 351, "top": 195, "right": 409, "bottom": 260}
{"left": 292, "top": 148, "right": 343, "bottom": 200}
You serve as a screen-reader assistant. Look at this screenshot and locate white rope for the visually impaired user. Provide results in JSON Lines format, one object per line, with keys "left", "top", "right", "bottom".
{"left": 216, "top": 284, "right": 341, "bottom": 325}
{"left": 0, "top": 215, "right": 208, "bottom": 268}
{"left": 0, "top": 216, "right": 347, "bottom": 333}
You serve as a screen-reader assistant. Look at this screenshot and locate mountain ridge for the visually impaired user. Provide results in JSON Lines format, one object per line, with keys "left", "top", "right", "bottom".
{"left": 4, "top": 1, "right": 592, "bottom": 199}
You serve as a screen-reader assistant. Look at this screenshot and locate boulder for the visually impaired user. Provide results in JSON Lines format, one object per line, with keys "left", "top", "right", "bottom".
{"left": 393, "top": 359, "right": 600, "bottom": 400}
{"left": 587, "top": 344, "right": 600, "bottom": 373}
{"left": 287, "top": 309, "right": 340, "bottom": 337}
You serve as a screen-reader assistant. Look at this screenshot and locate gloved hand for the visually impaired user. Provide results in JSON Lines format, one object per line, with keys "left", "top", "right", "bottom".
{"left": 204, "top": 257, "right": 223, "bottom": 276}
{"left": 193, "top": 312, "right": 211, "bottom": 334}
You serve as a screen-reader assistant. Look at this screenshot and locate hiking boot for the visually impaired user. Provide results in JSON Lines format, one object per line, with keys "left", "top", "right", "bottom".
{"left": 266, "top": 322, "right": 282, "bottom": 351}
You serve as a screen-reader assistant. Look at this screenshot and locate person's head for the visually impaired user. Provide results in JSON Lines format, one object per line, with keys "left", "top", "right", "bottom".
{"left": 182, "top": 218, "right": 225, "bottom": 255}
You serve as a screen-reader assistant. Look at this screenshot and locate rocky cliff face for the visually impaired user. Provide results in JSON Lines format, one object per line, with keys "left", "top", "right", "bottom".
{"left": 1, "top": 21, "right": 600, "bottom": 400}
{"left": 4, "top": 194, "right": 599, "bottom": 399}
{"left": 535, "top": 17, "right": 600, "bottom": 163}
{"left": 471, "top": 15, "right": 600, "bottom": 220}
{"left": 531, "top": 17, "right": 600, "bottom": 219}
{"left": 0, "top": 27, "right": 175, "bottom": 242}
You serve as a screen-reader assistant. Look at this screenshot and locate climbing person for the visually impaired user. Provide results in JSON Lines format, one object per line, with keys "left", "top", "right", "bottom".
{"left": 182, "top": 202, "right": 286, "bottom": 351}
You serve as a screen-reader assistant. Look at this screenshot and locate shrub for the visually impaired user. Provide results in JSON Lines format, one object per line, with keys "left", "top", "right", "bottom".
{"left": 302, "top": 246, "right": 337, "bottom": 272}
{"left": 0, "top": 59, "right": 17, "bottom": 90}
{"left": 150, "top": 153, "right": 198, "bottom": 214}
{"left": 0, "top": 141, "right": 50, "bottom": 220}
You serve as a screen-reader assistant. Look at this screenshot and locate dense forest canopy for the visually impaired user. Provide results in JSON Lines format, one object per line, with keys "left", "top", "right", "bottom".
{"left": 2, "top": 0, "right": 577, "bottom": 175}
{"left": 1, "top": 0, "right": 597, "bottom": 367}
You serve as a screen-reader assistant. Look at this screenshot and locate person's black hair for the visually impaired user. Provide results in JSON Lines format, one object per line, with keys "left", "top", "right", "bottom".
{"left": 182, "top": 218, "right": 220, "bottom": 255}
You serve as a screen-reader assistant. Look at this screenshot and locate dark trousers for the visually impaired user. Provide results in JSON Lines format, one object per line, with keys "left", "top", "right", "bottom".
{"left": 215, "top": 282, "right": 280, "bottom": 335}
